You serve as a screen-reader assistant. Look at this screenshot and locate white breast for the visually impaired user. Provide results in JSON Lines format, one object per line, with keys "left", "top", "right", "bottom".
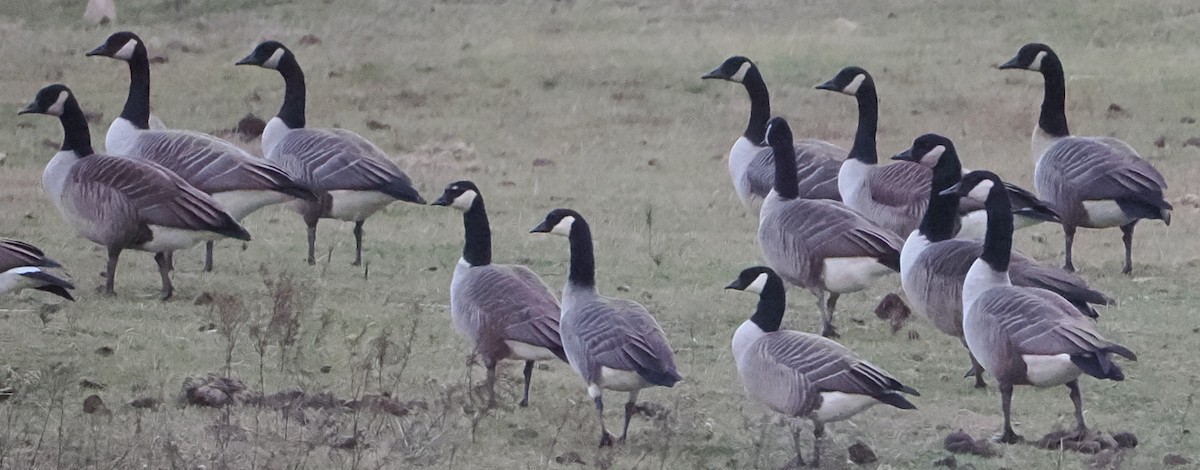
{"left": 837, "top": 159, "right": 871, "bottom": 208}
{"left": 899, "top": 231, "right": 930, "bottom": 281}
{"left": 731, "top": 320, "right": 766, "bottom": 368}
{"left": 261, "top": 117, "right": 291, "bottom": 158}
{"left": 105, "top": 117, "right": 141, "bottom": 156}
{"left": 954, "top": 210, "right": 988, "bottom": 241}
{"left": 728, "top": 136, "right": 761, "bottom": 208}
{"left": 42, "top": 151, "right": 78, "bottom": 215}
{"left": 327, "top": 190, "right": 396, "bottom": 221}
{"left": 821, "top": 256, "right": 893, "bottom": 293}
{"left": 1022, "top": 353, "right": 1082, "bottom": 387}
{"left": 1031, "top": 125, "right": 1063, "bottom": 166}
{"left": 961, "top": 261, "right": 1009, "bottom": 317}
{"left": 449, "top": 258, "right": 475, "bottom": 340}
{"left": 809, "top": 391, "right": 880, "bottom": 423}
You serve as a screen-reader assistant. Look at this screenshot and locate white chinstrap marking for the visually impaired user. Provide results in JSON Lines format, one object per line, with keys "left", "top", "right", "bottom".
{"left": 549, "top": 216, "right": 575, "bottom": 237}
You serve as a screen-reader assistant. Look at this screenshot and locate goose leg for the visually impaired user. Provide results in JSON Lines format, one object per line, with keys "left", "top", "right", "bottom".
{"left": 782, "top": 422, "right": 806, "bottom": 469}
{"left": 204, "top": 241, "right": 215, "bottom": 272}
{"left": 154, "top": 252, "right": 173, "bottom": 300}
{"left": 518, "top": 361, "right": 534, "bottom": 407}
{"left": 962, "top": 339, "right": 987, "bottom": 389}
{"left": 1120, "top": 222, "right": 1136, "bottom": 275}
{"left": 306, "top": 222, "right": 318, "bottom": 265}
{"left": 815, "top": 291, "right": 839, "bottom": 338}
{"left": 484, "top": 359, "right": 498, "bottom": 408}
{"left": 1062, "top": 225, "right": 1077, "bottom": 272}
{"left": 1065, "top": 380, "right": 1088, "bottom": 438}
{"left": 352, "top": 220, "right": 365, "bottom": 266}
{"left": 996, "top": 381, "right": 1023, "bottom": 443}
{"left": 592, "top": 391, "right": 614, "bottom": 447}
{"left": 100, "top": 246, "right": 121, "bottom": 296}
{"left": 165, "top": 251, "right": 174, "bottom": 271}
{"left": 620, "top": 389, "right": 640, "bottom": 442}
{"left": 810, "top": 422, "right": 825, "bottom": 468}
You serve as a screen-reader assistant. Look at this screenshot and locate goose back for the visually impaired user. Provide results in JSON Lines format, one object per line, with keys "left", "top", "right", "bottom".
{"left": 0, "top": 239, "right": 61, "bottom": 270}
{"left": 451, "top": 261, "right": 565, "bottom": 362}
{"left": 742, "top": 139, "right": 844, "bottom": 204}
{"left": 1036, "top": 136, "right": 1170, "bottom": 227}
{"left": 561, "top": 288, "right": 681, "bottom": 390}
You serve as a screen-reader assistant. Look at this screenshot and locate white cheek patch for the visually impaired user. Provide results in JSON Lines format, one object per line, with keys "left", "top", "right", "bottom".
{"left": 549, "top": 216, "right": 575, "bottom": 237}
{"left": 114, "top": 39, "right": 138, "bottom": 60}
{"left": 842, "top": 74, "right": 866, "bottom": 95}
{"left": 729, "top": 61, "right": 752, "bottom": 83}
{"left": 745, "top": 273, "right": 768, "bottom": 294}
{"left": 450, "top": 189, "right": 477, "bottom": 211}
{"left": 1029, "top": 51, "right": 1047, "bottom": 71}
{"left": 262, "top": 48, "right": 285, "bottom": 69}
{"left": 920, "top": 145, "right": 946, "bottom": 167}
{"left": 46, "top": 90, "right": 69, "bottom": 116}
{"left": 967, "top": 180, "right": 995, "bottom": 200}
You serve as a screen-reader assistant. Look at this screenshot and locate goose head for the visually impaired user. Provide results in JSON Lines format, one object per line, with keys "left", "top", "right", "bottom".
{"left": 701, "top": 56, "right": 755, "bottom": 83}
{"left": 19, "top": 84, "right": 73, "bottom": 117}
{"left": 941, "top": 170, "right": 1001, "bottom": 198}
{"left": 725, "top": 266, "right": 776, "bottom": 295}
{"left": 236, "top": 41, "right": 292, "bottom": 70}
{"left": 431, "top": 181, "right": 482, "bottom": 212}
{"left": 891, "top": 133, "right": 955, "bottom": 168}
{"left": 815, "top": 66, "right": 872, "bottom": 96}
{"left": 86, "top": 31, "right": 145, "bottom": 61}
{"left": 998, "top": 43, "right": 1057, "bottom": 72}
{"left": 762, "top": 116, "right": 792, "bottom": 148}
{"left": 530, "top": 208, "right": 582, "bottom": 238}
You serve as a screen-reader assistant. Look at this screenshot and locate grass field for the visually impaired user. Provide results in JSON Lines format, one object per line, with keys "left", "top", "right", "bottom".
{"left": 1, "top": 0, "right": 1198, "bottom": 468}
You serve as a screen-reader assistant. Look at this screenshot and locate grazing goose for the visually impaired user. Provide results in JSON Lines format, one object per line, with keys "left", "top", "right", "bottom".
{"left": 758, "top": 117, "right": 903, "bottom": 338}
{"left": 894, "top": 134, "right": 1113, "bottom": 388}
{"left": 726, "top": 266, "right": 918, "bottom": 468}
{"left": 951, "top": 170, "right": 1136, "bottom": 443}
{"left": 87, "top": 31, "right": 317, "bottom": 272}
{"left": 701, "top": 56, "right": 844, "bottom": 209}
{"left": 235, "top": 40, "right": 425, "bottom": 266}
{"left": 0, "top": 239, "right": 75, "bottom": 301}
{"left": 816, "top": 67, "right": 929, "bottom": 237}
{"left": 20, "top": 84, "right": 251, "bottom": 299}
{"left": 430, "top": 181, "right": 566, "bottom": 407}
{"left": 999, "top": 43, "right": 1171, "bottom": 273}
{"left": 530, "top": 209, "right": 681, "bottom": 447}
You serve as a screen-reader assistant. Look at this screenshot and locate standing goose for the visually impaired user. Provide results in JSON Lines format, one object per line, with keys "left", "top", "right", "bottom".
{"left": 235, "top": 40, "right": 425, "bottom": 266}
{"left": 950, "top": 170, "right": 1136, "bottom": 443}
{"left": 430, "top": 181, "right": 566, "bottom": 407}
{"left": 86, "top": 31, "right": 317, "bottom": 272}
{"left": 530, "top": 209, "right": 681, "bottom": 447}
{"left": 701, "top": 56, "right": 844, "bottom": 209}
{"left": 894, "top": 134, "right": 1113, "bottom": 388}
{"left": 999, "top": 43, "right": 1171, "bottom": 273}
{"left": 758, "top": 117, "right": 903, "bottom": 338}
{"left": 726, "top": 266, "right": 918, "bottom": 468}
{"left": 0, "top": 239, "right": 75, "bottom": 301}
{"left": 816, "top": 67, "right": 929, "bottom": 237}
{"left": 20, "top": 84, "right": 251, "bottom": 299}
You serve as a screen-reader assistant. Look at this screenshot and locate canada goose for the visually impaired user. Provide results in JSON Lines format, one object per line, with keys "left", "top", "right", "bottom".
{"left": 894, "top": 134, "right": 1114, "bottom": 388}
{"left": 20, "top": 84, "right": 251, "bottom": 299}
{"left": 701, "top": 56, "right": 844, "bottom": 209}
{"left": 0, "top": 239, "right": 75, "bottom": 301}
{"left": 430, "top": 181, "right": 567, "bottom": 407}
{"left": 950, "top": 170, "right": 1136, "bottom": 443}
{"left": 726, "top": 266, "right": 918, "bottom": 467}
{"left": 999, "top": 43, "right": 1171, "bottom": 274}
{"left": 815, "top": 67, "right": 929, "bottom": 237}
{"left": 530, "top": 209, "right": 681, "bottom": 447}
{"left": 758, "top": 117, "right": 903, "bottom": 338}
{"left": 87, "top": 31, "right": 317, "bottom": 272}
{"left": 235, "top": 40, "right": 425, "bottom": 266}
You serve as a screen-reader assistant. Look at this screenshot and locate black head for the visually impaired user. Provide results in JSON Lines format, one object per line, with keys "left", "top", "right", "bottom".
{"left": 998, "top": 43, "right": 1057, "bottom": 71}
{"left": 236, "top": 41, "right": 291, "bottom": 69}
{"left": 891, "top": 133, "right": 956, "bottom": 168}
{"left": 724, "top": 266, "right": 776, "bottom": 293}
{"left": 941, "top": 170, "right": 1002, "bottom": 197}
{"left": 701, "top": 56, "right": 755, "bottom": 82}
{"left": 815, "top": 66, "right": 872, "bottom": 96}
{"left": 762, "top": 116, "right": 793, "bottom": 148}
{"left": 19, "top": 84, "right": 74, "bottom": 116}
{"left": 530, "top": 208, "right": 584, "bottom": 237}
{"left": 431, "top": 180, "right": 482, "bottom": 211}
{"left": 86, "top": 31, "right": 145, "bottom": 61}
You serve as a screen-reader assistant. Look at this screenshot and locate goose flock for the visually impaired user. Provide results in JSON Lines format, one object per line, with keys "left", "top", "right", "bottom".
{"left": 4, "top": 32, "right": 1173, "bottom": 466}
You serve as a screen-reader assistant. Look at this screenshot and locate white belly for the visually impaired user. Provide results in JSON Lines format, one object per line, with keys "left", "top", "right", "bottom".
{"left": 141, "top": 225, "right": 222, "bottom": 252}
{"left": 598, "top": 366, "right": 650, "bottom": 392}
{"left": 1022, "top": 354, "right": 1082, "bottom": 387}
{"left": 213, "top": 190, "right": 292, "bottom": 221}
{"left": 1082, "top": 200, "right": 1132, "bottom": 228}
{"left": 327, "top": 190, "right": 395, "bottom": 221}
{"left": 821, "top": 256, "right": 892, "bottom": 293}
{"left": 810, "top": 391, "right": 879, "bottom": 423}
{"left": 505, "top": 341, "right": 559, "bottom": 361}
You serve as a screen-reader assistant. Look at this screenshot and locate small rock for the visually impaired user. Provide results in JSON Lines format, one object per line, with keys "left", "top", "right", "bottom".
{"left": 425, "top": 266, "right": 438, "bottom": 272}
{"left": 1183, "top": 116, "right": 1196, "bottom": 124}
{"left": 129, "top": 396, "right": 161, "bottom": 409}
{"left": 83, "top": 394, "right": 108, "bottom": 414}
{"left": 194, "top": 292, "right": 213, "bottom": 305}
{"left": 299, "top": 34, "right": 322, "bottom": 46}
{"left": 320, "top": 365, "right": 332, "bottom": 373}
{"left": 1105, "top": 103, "right": 1130, "bottom": 118}
{"left": 1112, "top": 431, "right": 1138, "bottom": 448}
{"left": 365, "top": 119, "right": 390, "bottom": 130}
{"left": 873, "top": 292, "right": 910, "bottom": 334}
{"left": 94, "top": 346, "right": 114, "bottom": 356}
{"left": 1163, "top": 454, "right": 1190, "bottom": 466}
{"left": 79, "top": 378, "right": 106, "bottom": 390}
{"left": 616, "top": 285, "right": 631, "bottom": 292}
{"left": 1183, "top": 137, "right": 1200, "bottom": 148}
{"left": 331, "top": 435, "right": 357, "bottom": 449}
{"left": 933, "top": 455, "right": 957, "bottom": 468}
{"left": 1155, "top": 136, "right": 1167, "bottom": 148}
{"left": 532, "top": 158, "right": 555, "bottom": 167}
{"left": 555, "top": 451, "right": 585, "bottom": 465}
{"left": 847, "top": 441, "right": 877, "bottom": 464}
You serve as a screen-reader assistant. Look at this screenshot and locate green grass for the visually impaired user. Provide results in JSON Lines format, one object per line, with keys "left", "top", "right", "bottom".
{"left": 1, "top": 0, "right": 1198, "bottom": 468}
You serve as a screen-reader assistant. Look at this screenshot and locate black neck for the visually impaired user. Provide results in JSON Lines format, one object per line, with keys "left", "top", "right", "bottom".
{"left": 1037, "top": 54, "right": 1069, "bottom": 137}
{"left": 770, "top": 136, "right": 800, "bottom": 199}
{"left": 460, "top": 198, "right": 492, "bottom": 266}
{"left": 566, "top": 219, "right": 596, "bottom": 288}
{"left": 119, "top": 52, "right": 152, "bottom": 129}
{"left": 59, "top": 98, "right": 95, "bottom": 157}
{"left": 275, "top": 53, "right": 307, "bottom": 129}
{"left": 848, "top": 81, "right": 880, "bottom": 164}
{"left": 979, "top": 182, "right": 1013, "bottom": 272}
{"left": 919, "top": 156, "right": 963, "bottom": 242}
{"left": 740, "top": 67, "right": 770, "bottom": 144}
{"left": 749, "top": 275, "right": 786, "bottom": 333}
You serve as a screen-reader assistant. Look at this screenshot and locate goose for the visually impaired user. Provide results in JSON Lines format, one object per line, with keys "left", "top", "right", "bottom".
{"left": 894, "top": 134, "right": 1114, "bottom": 388}
{"left": 235, "top": 40, "right": 425, "bottom": 266}
{"left": 726, "top": 266, "right": 918, "bottom": 468}
{"left": 19, "top": 84, "right": 251, "bottom": 299}
{"left": 530, "top": 209, "right": 681, "bottom": 447}
{"left": 430, "top": 181, "right": 567, "bottom": 407}
{"left": 999, "top": 43, "right": 1171, "bottom": 274}
{"left": 701, "top": 56, "right": 844, "bottom": 210}
{"left": 949, "top": 170, "right": 1136, "bottom": 443}
{"left": 0, "top": 239, "right": 75, "bottom": 301}
{"left": 758, "top": 117, "right": 903, "bottom": 338}
{"left": 86, "top": 31, "right": 317, "bottom": 272}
